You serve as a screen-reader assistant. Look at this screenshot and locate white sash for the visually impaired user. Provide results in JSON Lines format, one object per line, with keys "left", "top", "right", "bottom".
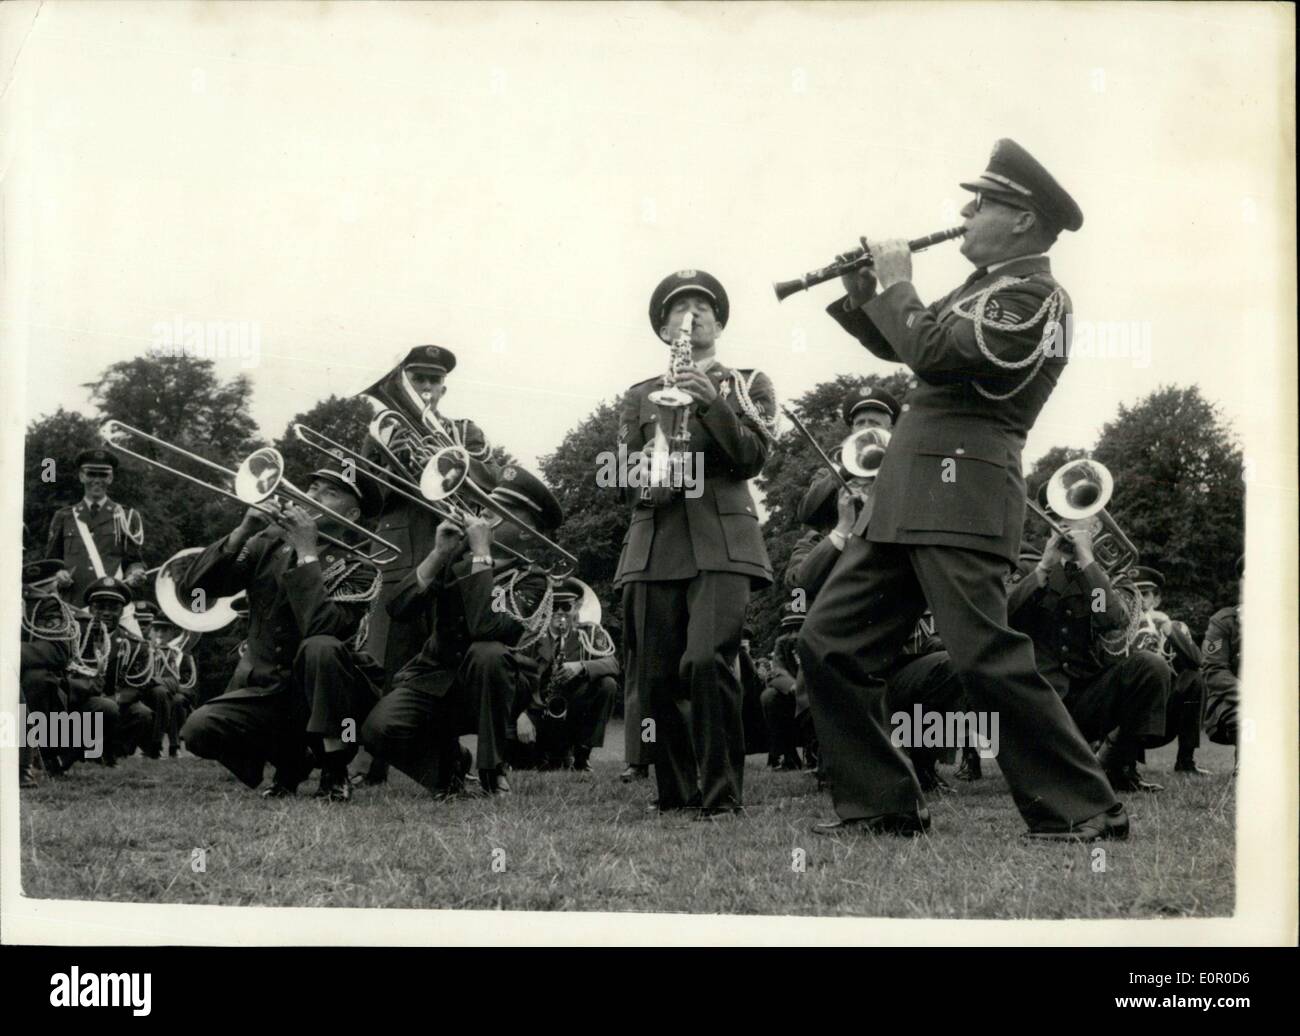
{"left": 72, "top": 506, "right": 141, "bottom": 636}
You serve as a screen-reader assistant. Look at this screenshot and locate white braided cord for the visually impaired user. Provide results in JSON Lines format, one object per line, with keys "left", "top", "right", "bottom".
{"left": 733, "top": 368, "right": 779, "bottom": 443}
{"left": 949, "top": 276, "right": 1065, "bottom": 401}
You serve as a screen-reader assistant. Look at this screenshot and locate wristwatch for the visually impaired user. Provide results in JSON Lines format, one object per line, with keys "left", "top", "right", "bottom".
{"left": 470, "top": 554, "right": 494, "bottom": 568}
{"left": 298, "top": 553, "right": 319, "bottom": 567}
{"left": 828, "top": 530, "right": 848, "bottom": 550}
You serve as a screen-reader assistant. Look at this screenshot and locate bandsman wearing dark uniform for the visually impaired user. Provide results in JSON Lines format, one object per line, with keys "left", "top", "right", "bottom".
{"left": 1201, "top": 554, "right": 1243, "bottom": 750}
{"left": 64, "top": 577, "right": 157, "bottom": 766}
{"left": 361, "top": 467, "right": 562, "bottom": 796}
{"left": 1129, "top": 567, "right": 1211, "bottom": 775}
{"left": 1009, "top": 523, "right": 1171, "bottom": 793}
{"left": 138, "top": 606, "right": 200, "bottom": 757}
{"left": 354, "top": 345, "right": 493, "bottom": 786}
{"left": 798, "top": 139, "right": 1125, "bottom": 840}
{"left": 512, "top": 576, "right": 620, "bottom": 772}
{"left": 177, "top": 466, "right": 385, "bottom": 801}
{"left": 45, "top": 448, "right": 148, "bottom": 609}
{"left": 19, "top": 560, "right": 80, "bottom": 786}
{"left": 111, "top": 600, "right": 174, "bottom": 760}
{"left": 737, "top": 626, "right": 770, "bottom": 760}
{"left": 760, "top": 610, "right": 809, "bottom": 771}
{"left": 615, "top": 269, "right": 777, "bottom": 817}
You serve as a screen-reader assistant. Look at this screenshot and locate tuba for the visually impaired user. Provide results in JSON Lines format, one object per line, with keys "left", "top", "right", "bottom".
{"left": 155, "top": 547, "right": 247, "bottom": 634}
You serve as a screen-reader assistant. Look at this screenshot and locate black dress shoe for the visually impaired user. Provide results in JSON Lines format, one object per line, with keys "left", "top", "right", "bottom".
{"left": 693, "top": 806, "right": 745, "bottom": 822}
{"left": 1025, "top": 802, "right": 1130, "bottom": 842}
{"left": 953, "top": 749, "right": 982, "bottom": 781}
{"left": 916, "top": 764, "right": 953, "bottom": 794}
{"left": 1174, "top": 758, "right": 1213, "bottom": 775}
{"left": 776, "top": 755, "right": 803, "bottom": 771}
{"left": 1106, "top": 765, "right": 1163, "bottom": 793}
{"left": 620, "top": 764, "right": 650, "bottom": 783}
{"left": 812, "top": 808, "right": 931, "bottom": 837}
{"left": 261, "top": 783, "right": 296, "bottom": 799}
{"left": 571, "top": 747, "right": 593, "bottom": 772}
{"left": 313, "top": 771, "right": 351, "bottom": 803}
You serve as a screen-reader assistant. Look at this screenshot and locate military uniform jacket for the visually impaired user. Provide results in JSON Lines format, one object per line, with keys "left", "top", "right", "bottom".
{"left": 827, "top": 257, "right": 1071, "bottom": 563}
{"left": 1007, "top": 559, "right": 1130, "bottom": 697}
{"left": 523, "top": 623, "right": 621, "bottom": 711}
{"left": 613, "top": 362, "right": 775, "bottom": 588}
{"left": 362, "top": 415, "right": 489, "bottom": 676}
{"left": 1200, "top": 605, "right": 1240, "bottom": 727}
{"left": 45, "top": 498, "right": 146, "bottom": 604}
{"left": 174, "top": 528, "right": 380, "bottom": 699}
{"left": 784, "top": 528, "right": 843, "bottom": 602}
{"left": 388, "top": 556, "right": 548, "bottom": 700}
{"left": 66, "top": 617, "right": 148, "bottom": 705}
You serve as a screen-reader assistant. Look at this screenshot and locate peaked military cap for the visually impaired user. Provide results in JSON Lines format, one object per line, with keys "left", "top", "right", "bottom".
{"left": 308, "top": 467, "right": 384, "bottom": 520}
{"left": 84, "top": 575, "right": 132, "bottom": 607}
{"left": 842, "top": 385, "right": 901, "bottom": 427}
{"left": 23, "top": 559, "right": 66, "bottom": 586}
{"left": 1131, "top": 566, "right": 1164, "bottom": 590}
{"left": 960, "top": 138, "right": 1083, "bottom": 234}
{"left": 490, "top": 464, "right": 564, "bottom": 533}
{"left": 76, "top": 447, "right": 119, "bottom": 471}
{"left": 648, "top": 269, "right": 729, "bottom": 333}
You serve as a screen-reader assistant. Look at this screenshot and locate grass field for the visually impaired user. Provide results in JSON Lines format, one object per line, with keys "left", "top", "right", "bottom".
{"left": 19, "top": 723, "right": 1236, "bottom": 918}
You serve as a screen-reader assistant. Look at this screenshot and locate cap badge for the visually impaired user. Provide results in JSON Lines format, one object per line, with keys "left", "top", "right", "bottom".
{"left": 426, "top": 346, "right": 440, "bottom": 359}
{"left": 675, "top": 269, "right": 696, "bottom": 278}
{"left": 502, "top": 467, "right": 517, "bottom": 481}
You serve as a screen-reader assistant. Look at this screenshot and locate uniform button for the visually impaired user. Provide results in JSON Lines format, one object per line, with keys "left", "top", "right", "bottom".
{"left": 901, "top": 404, "right": 911, "bottom": 413}
{"left": 955, "top": 447, "right": 966, "bottom": 455}
{"left": 908, "top": 379, "right": 918, "bottom": 389}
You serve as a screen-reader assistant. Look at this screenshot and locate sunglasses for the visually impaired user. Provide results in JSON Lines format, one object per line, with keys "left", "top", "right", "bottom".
{"left": 973, "top": 190, "right": 1032, "bottom": 214}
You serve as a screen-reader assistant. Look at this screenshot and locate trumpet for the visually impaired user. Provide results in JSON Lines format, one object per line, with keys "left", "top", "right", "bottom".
{"left": 100, "top": 420, "right": 401, "bottom": 566}
{"left": 292, "top": 422, "right": 578, "bottom": 572}
{"left": 773, "top": 226, "right": 966, "bottom": 302}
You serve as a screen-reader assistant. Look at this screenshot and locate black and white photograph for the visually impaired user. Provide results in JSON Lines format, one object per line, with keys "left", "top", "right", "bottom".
{"left": 1, "top": 0, "right": 1295, "bottom": 973}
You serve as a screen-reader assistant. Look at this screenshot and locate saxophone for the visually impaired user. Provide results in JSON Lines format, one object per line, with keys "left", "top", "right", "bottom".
{"left": 641, "top": 311, "right": 695, "bottom": 506}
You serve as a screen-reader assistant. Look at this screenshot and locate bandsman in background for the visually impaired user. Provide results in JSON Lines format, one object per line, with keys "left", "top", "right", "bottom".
{"left": 362, "top": 467, "right": 562, "bottom": 796}
{"left": 1129, "top": 566, "right": 1210, "bottom": 775}
{"left": 140, "top": 607, "right": 200, "bottom": 757}
{"left": 615, "top": 269, "right": 777, "bottom": 818}
{"left": 19, "top": 560, "right": 80, "bottom": 786}
{"left": 64, "top": 576, "right": 149, "bottom": 768}
{"left": 512, "top": 576, "right": 620, "bottom": 772}
{"left": 353, "top": 345, "right": 494, "bottom": 786}
{"left": 1009, "top": 523, "right": 1171, "bottom": 793}
{"left": 1201, "top": 554, "right": 1243, "bottom": 758}
{"left": 761, "top": 610, "right": 809, "bottom": 771}
{"left": 112, "top": 600, "right": 174, "bottom": 760}
{"left": 45, "top": 448, "right": 147, "bottom": 611}
{"left": 737, "top": 626, "right": 770, "bottom": 762}
{"left": 177, "top": 465, "right": 385, "bottom": 801}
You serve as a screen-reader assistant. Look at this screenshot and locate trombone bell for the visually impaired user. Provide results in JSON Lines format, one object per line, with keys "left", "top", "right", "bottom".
{"left": 419, "top": 447, "right": 471, "bottom": 503}
{"left": 1046, "top": 459, "right": 1114, "bottom": 520}
{"left": 236, "top": 448, "right": 286, "bottom": 504}
{"left": 841, "top": 427, "right": 890, "bottom": 479}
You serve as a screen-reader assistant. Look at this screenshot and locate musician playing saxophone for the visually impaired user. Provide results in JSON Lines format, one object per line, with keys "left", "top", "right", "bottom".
{"left": 614, "top": 269, "right": 776, "bottom": 817}
{"left": 511, "top": 578, "right": 620, "bottom": 773}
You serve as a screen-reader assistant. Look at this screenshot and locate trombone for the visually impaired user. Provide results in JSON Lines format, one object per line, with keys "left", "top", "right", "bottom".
{"left": 780, "top": 405, "right": 891, "bottom": 491}
{"left": 291, "top": 422, "right": 579, "bottom": 572}
{"left": 1027, "top": 458, "right": 1139, "bottom": 577}
{"left": 100, "top": 420, "right": 401, "bottom": 566}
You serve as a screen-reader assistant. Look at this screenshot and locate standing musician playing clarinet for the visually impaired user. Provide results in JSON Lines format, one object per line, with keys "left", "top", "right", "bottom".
{"left": 615, "top": 269, "right": 777, "bottom": 819}
{"left": 798, "top": 139, "right": 1125, "bottom": 841}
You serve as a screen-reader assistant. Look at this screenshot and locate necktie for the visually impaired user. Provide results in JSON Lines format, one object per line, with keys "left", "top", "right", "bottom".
{"left": 90, "top": 503, "right": 101, "bottom": 517}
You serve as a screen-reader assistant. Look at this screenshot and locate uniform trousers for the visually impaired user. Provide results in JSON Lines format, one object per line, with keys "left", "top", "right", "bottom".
{"left": 1064, "top": 650, "right": 1171, "bottom": 747}
{"left": 622, "top": 572, "right": 750, "bottom": 811}
{"left": 799, "top": 538, "right": 1118, "bottom": 829}
{"left": 181, "top": 636, "right": 377, "bottom": 789}
{"left": 361, "top": 641, "right": 527, "bottom": 792}
{"left": 513, "top": 674, "right": 618, "bottom": 769}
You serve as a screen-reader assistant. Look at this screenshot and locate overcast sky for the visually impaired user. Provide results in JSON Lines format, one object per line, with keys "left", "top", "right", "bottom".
{"left": 2, "top": 1, "right": 1293, "bottom": 479}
